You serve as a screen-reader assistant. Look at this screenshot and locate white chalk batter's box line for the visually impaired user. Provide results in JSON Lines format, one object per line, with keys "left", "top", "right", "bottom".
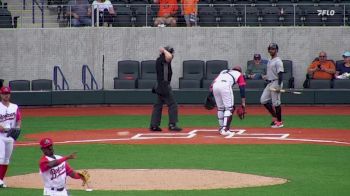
{"left": 16, "top": 129, "right": 350, "bottom": 146}
{"left": 131, "top": 129, "right": 290, "bottom": 140}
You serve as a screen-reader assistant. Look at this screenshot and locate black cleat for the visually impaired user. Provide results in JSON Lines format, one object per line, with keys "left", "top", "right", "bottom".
{"left": 150, "top": 126, "right": 162, "bottom": 132}
{"left": 168, "top": 124, "right": 182, "bottom": 131}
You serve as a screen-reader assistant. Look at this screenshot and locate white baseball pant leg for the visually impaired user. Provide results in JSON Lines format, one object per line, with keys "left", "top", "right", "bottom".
{"left": 0, "top": 133, "right": 14, "bottom": 165}
{"left": 213, "top": 82, "right": 234, "bottom": 131}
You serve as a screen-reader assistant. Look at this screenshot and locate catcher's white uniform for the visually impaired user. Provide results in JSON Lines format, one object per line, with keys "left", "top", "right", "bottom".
{"left": 212, "top": 69, "right": 246, "bottom": 134}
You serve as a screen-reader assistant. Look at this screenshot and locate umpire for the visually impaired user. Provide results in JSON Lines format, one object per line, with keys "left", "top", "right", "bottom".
{"left": 150, "top": 46, "right": 182, "bottom": 132}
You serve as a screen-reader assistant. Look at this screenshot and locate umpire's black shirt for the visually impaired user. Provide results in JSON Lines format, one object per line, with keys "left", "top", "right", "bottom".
{"left": 156, "top": 54, "right": 172, "bottom": 83}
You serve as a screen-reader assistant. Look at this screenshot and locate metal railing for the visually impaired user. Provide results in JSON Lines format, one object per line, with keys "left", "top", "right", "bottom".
{"left": 82, "top": 64, "right": 99, "bottom": 90}
{"left": 53, "top": 65, "right": 69, "bottom": 90}
{"left": 33, "top": 0, "right": 44, "bottom": 27}
{"left": 2, "top": 3, "right": 350, "bottom": 28}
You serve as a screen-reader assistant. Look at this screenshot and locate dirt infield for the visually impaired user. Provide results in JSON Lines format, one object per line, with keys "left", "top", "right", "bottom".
{"left": 6, "top": 169, "right": 287, "bottom": 190}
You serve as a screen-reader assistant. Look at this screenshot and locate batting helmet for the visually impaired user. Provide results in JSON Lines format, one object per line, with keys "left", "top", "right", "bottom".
{"left": 268, "top": 43, "right": 279, "bottom": 51}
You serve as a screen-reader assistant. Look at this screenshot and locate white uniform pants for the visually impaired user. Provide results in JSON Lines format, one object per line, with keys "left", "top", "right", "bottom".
{"left": 213, "top": 81, "right": 234, "bottom": 110}
{"left": 43, "top": 187, "right": 68, "bottom": 196}
{"left": 0, "top": 133, "right": 14, "bottom": 165}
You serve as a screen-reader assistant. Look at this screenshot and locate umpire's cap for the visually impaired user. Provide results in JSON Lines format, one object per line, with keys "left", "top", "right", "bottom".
{"left": 164, "top": 46, "right": 174, "bottom": 54}
{"left": 268, "top": 43, "right": 279, "bottom": 51}
{"left": 40, "top": 138, "right": 53, "bottom": 148}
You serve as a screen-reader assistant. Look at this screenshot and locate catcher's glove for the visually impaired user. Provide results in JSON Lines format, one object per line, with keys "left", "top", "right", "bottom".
{"left": 6, "top": 128, "right": 21, "bottom": 141}
{"left": 204, "top": 91, "right": 216, "bottom": 110}
{"left": 236, "top": 105, "right": 246, "bottom": 120}
{"left": 78, "top": 170, "right": 91, "bottom": 186}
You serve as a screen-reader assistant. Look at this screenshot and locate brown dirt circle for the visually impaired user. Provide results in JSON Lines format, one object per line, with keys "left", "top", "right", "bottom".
{"left": 6, "top": 169, "right": 287, "bottom": 191}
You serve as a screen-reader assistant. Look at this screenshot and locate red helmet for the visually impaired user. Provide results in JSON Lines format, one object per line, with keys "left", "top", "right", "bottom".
{"left": 232, "top": 65, "right": 242, "bottom": 73}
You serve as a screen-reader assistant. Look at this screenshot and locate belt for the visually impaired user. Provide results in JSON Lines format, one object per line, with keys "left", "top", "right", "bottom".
{"left": 221, "top": 80, "right": 227, "bottom": 82}
{"left": 51, "top": 187, "right": 65, "bottom": 191}
{"left": 266, "top": 79, "right": 277, "bottom": 83}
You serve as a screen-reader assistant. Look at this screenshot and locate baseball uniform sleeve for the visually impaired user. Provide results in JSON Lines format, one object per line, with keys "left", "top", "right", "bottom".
{"left": 39, "top": 156, "right": 50, "bottom": 172}
{"left": 65, "top": 162, "right": 74, "bottom": 175}
{"left": 276, "top": 60, "right": 284, "bottom": 73}
{"left": 16, "top": 107, "right": 22, "bottom": 122}
{"left": 237, "top": 74, "right": 246, "bottom": 87}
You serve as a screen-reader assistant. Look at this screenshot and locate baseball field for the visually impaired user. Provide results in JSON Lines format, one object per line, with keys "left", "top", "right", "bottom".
{"left": 2, "top": 105, "right": 350, "bottom": 195}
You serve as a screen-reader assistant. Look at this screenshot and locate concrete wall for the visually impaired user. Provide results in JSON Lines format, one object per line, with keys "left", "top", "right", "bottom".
{"left": 1, "top": 27, "right": 349, "bottom": 89}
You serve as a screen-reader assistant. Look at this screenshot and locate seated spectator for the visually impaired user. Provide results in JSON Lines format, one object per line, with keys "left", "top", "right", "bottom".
{"left": 181, "top": 0, "right": 198, "bottom": 27}
{"left": 335, "top": 51, "right": 350, "bottom": 79}
{"left": 92, "top": 0, "right": 116, "bottom": 26}
{"left": 307, "top": 51, "right": 335, "bottom": 80}
{"left": 245, "top": 54, "right": 267, "bottom": 80}
{"left": 154, "top": 0, "right": 178, "bottom": 27}
{"left": 67, "top": 0, "right": 92, "bottom": 27}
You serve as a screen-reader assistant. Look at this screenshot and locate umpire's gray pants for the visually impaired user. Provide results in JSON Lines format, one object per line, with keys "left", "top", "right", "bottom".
{"left": 150, "top": 88, "right": 178, "bottom": 127}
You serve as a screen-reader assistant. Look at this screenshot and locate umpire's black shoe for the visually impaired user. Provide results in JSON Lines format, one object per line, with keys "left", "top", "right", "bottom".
{"left": 168, "top": 124, "right": 182, "bottom": 131}
{"left": 150, "top": 126, "right": 162, "bottom": 132}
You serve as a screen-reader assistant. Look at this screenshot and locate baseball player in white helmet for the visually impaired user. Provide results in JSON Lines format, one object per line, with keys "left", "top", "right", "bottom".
{"left": 0, "top": 86, "right": 22, "bottom": 188}
{"left": 39, "top": 138, "right": 85, "bottom": 196}
{"left": 211, "top": 65, "right": 246, "bottom": 135}
{"left": 260, "top": 43, "right": 284, "bottom": 128}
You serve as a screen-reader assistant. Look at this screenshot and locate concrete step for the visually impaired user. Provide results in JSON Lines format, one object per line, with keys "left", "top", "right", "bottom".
{"left": 5, "top": 1, "right": 61, "bottom": 28}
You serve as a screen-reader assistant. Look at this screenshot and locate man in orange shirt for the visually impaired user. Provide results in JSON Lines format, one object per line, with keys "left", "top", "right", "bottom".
{"left": 154, "top": 0, "right": 178, "bottom": 27}
{"left": 307, "top": 51, "right": 335, "bottom": 80}
{"left": 181, "top": 0, "right": 198, "bottom": 27}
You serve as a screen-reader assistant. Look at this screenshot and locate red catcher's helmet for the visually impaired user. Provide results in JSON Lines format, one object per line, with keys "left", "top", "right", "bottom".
{"left": 232, "top": 65, "right": 242, "bottom": 73}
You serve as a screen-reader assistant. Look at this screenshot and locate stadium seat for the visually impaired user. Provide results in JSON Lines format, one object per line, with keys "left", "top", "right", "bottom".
{"left": 114, "top": 60, "right": 140, "bottom": 89}
{"left": 112, "top": 6, "right": 133, "bottom": 27}
{"left": 133, "top": 5, "right": 154, "bottom": 27}
{"left": 336, "top": 60, "right": 344, "bottom": 70}
{"left": 212, "top": 0, "right": 232, "bottom": 12}
{"left": 218, "top": 6, "right": 241, "bottom": 27}
{"left": 138, "top": 60, "right": 157, "bottom": 89}
{"left": 9, "top": 80, "right": 30, "bottom": 91}
{"left": 0, "top": 79, "right": 3, "bottom": 88}
{"left": 333, "top": 80, "right": 350, "bottom": 89}
{"left": 299, "top": 4, "right": 324, "bottom": 26}
{"left": 31, "top": 79, "right": 53, "bottom": 91}
{"left": 0, "top": 8, "right": 15, "bottom": 28}
{"left": 309, "top": 79, "right": 332, "bottom": 89}
{"left": 260, "top": 5, "right": 282, "bottom": 26}
{"left": 245, "top": 80, "right": 267, "bottom": 89}
{"left": 244, "top": 5, "right": 262, "bottom": 26}
{"left": 282, "top": 60, "right": 294, "bottom": 88}
{"left": 323, "top": 4, "right": 345, "bottom": 26}
{"left": 179, "top": 60, "right": 205, "bottom": 89}
{"left": 198, "top": 6, "right": 218, "bottom": 27}
{"left": 202, "top": 60, "right": 228, "bottom": 89}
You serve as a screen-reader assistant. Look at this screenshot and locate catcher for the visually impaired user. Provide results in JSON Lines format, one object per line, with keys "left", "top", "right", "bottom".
{"left": 210, "top": 65, "right": 246, "bottom": 136}
{"left": 39, "top": 138, "right": 91, "bottom": 196}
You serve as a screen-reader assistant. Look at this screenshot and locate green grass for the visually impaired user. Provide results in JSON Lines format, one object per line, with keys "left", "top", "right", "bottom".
{"left": 5, "top": 144, "right": 350, "bottom": 196}
{"left": 22, "top": 115, "right": 350, "bottom": 134}
{"left": 3, "top": 113, "right": 350, "bottom": 195}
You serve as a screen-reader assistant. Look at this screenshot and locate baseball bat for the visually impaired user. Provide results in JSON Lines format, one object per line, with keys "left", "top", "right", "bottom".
{"left": 269, "top": 87, "right": 302, "bottom": 95}
{"left": 102, "top": 55, "right": 105, "bottom": 90}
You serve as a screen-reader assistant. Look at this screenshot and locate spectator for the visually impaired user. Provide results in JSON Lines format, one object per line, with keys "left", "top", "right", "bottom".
{"left": 154, "top": 0, "right": 178, "bottom": 27}
{"left": 92, "top": 0, "right": 116, "bottom": 26}
{"left": 67, "top": 0, "right": 92, "bottom": 27}
{"left": 245, "top": 53, "right": 267, "bottom": 80}
{"left": 335, "top": 51, "right": 350, "bottom": 79}
{"left": 307, "top": 51, "right": 335, "bottom": 80}
{"left": 181, "top": 0, "right": 198, "bottom": 27}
